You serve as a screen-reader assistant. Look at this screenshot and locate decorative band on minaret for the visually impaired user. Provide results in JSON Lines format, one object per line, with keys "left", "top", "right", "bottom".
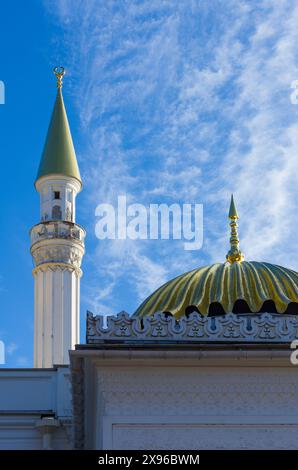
{"left": 30, "top": 68, "right": 85, "bottom": 368}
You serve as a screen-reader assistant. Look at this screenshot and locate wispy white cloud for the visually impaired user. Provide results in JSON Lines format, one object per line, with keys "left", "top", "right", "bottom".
{"left": 45, "top": 0, "right": 298, "bottom": 314}
{"left": 6, "top": 342, "right": 18, "bottom": 355}
{"left": 16, "top": 356, "right": 30, "bottom": 367}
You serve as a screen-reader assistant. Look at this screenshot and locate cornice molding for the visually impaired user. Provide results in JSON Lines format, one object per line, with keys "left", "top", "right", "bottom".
{"left": 32, "top": 262, "right": 82, "bottom": 276}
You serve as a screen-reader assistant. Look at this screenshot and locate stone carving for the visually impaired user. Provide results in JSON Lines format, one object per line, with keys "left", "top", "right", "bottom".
{"left": 30, "top": 221, "right": 85, "bottom": 270}
{"left": 30, "top": 221, "right": 85, "bottom": 244}
{"left": 31, "top": 244, "right": 84, "bottom": 269}
{"left": 86, "top": 310, "right": 298, "bottom": 344}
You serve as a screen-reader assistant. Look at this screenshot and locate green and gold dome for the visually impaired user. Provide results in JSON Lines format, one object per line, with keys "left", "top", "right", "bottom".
{"left": 134, "top": 196, "right": 298, "bottom": 319}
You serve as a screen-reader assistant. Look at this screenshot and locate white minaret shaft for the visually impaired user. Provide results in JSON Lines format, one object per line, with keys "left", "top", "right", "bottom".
{"left": 30, "top": 67, "right": 85, "bottom": 368}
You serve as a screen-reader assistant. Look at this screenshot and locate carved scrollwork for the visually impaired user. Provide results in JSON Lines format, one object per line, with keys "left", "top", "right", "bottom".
{"left": 30, "top": 221, "right": 85, "bottom": 244}
{"left": 86, "top": 311, "right": 298, "bottom": 344}
{"left": 31, "top": 244, "right": 84, "bottom": 268}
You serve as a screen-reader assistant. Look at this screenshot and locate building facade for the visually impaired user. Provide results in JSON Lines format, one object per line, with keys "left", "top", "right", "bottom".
{"left": 0, "top": 69, "right": 298, "bottom": 450}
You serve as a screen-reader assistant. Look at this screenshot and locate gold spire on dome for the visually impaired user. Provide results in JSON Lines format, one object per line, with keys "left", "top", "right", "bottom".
{"left": 53, "top": 66, "right": 65, "bottom": 89}
{"left": 134, "top": 193, "right": 298, "bottom": 319}
{"left": 226, "top": 194, "right": 244, "bottom": 264}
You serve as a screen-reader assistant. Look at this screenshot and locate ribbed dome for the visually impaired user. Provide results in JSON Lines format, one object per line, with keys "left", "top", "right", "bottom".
{"left": 134, "top": 261, "right": 298, "bottom": 318}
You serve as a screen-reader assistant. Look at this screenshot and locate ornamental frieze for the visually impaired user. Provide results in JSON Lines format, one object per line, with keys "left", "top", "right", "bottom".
{"left": 86, "top": 310, "right": 298, "bottom": 344}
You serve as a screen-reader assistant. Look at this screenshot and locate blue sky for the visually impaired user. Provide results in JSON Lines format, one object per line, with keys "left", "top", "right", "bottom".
{"left": 1, "top": 0, "right": 298, "bottom": 367}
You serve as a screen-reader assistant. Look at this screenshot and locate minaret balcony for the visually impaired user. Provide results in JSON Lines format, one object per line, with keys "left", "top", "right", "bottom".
{"left": 30, "top": 220, "right": 86, "bottom": 246}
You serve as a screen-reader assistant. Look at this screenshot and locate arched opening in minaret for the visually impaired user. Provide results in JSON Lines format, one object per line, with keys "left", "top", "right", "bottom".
{"left": 52, "top": 205, "right": 62, "bottom": 220}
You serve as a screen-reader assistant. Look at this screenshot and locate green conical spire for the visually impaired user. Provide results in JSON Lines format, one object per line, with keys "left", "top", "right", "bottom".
{"left": 35, "top": 67, "right": 81, "bottom": 185}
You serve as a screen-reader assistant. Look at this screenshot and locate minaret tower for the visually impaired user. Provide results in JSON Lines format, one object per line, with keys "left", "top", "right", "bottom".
{"left": 30, "top": 67, "right": 85, "bottom": 368}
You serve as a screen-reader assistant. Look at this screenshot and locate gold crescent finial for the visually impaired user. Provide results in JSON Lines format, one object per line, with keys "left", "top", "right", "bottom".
{"left": 53, "top": 66, "right": 65, "bottom": 89}
{"left": 226, "top": 194, "right": 244, "bottom": 264}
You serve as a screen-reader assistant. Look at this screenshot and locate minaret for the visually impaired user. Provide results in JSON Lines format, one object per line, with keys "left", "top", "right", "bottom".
{"left": 30, "top": 67, "right": 85, "bottom": 368}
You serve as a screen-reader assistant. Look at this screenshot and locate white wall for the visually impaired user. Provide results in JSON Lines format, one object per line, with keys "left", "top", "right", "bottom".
{"left": 0, "top": 367, "right": 72, "bottom": 449}
{"left": 33, "top": 266, "right": 81, "bottom": 367}
{"left": 0, "top": 416, "right": 71, "bottom": 450}
{"left": 75, "top": 349, "right": 298, "bottom": 450}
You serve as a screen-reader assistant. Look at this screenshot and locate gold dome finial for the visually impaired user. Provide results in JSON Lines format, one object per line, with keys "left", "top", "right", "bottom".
{"left": 226, "top": 194, "right": 244, "bottom": 264}
{"left": 53, "top": 66, "right": 65, "bottom": 89}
